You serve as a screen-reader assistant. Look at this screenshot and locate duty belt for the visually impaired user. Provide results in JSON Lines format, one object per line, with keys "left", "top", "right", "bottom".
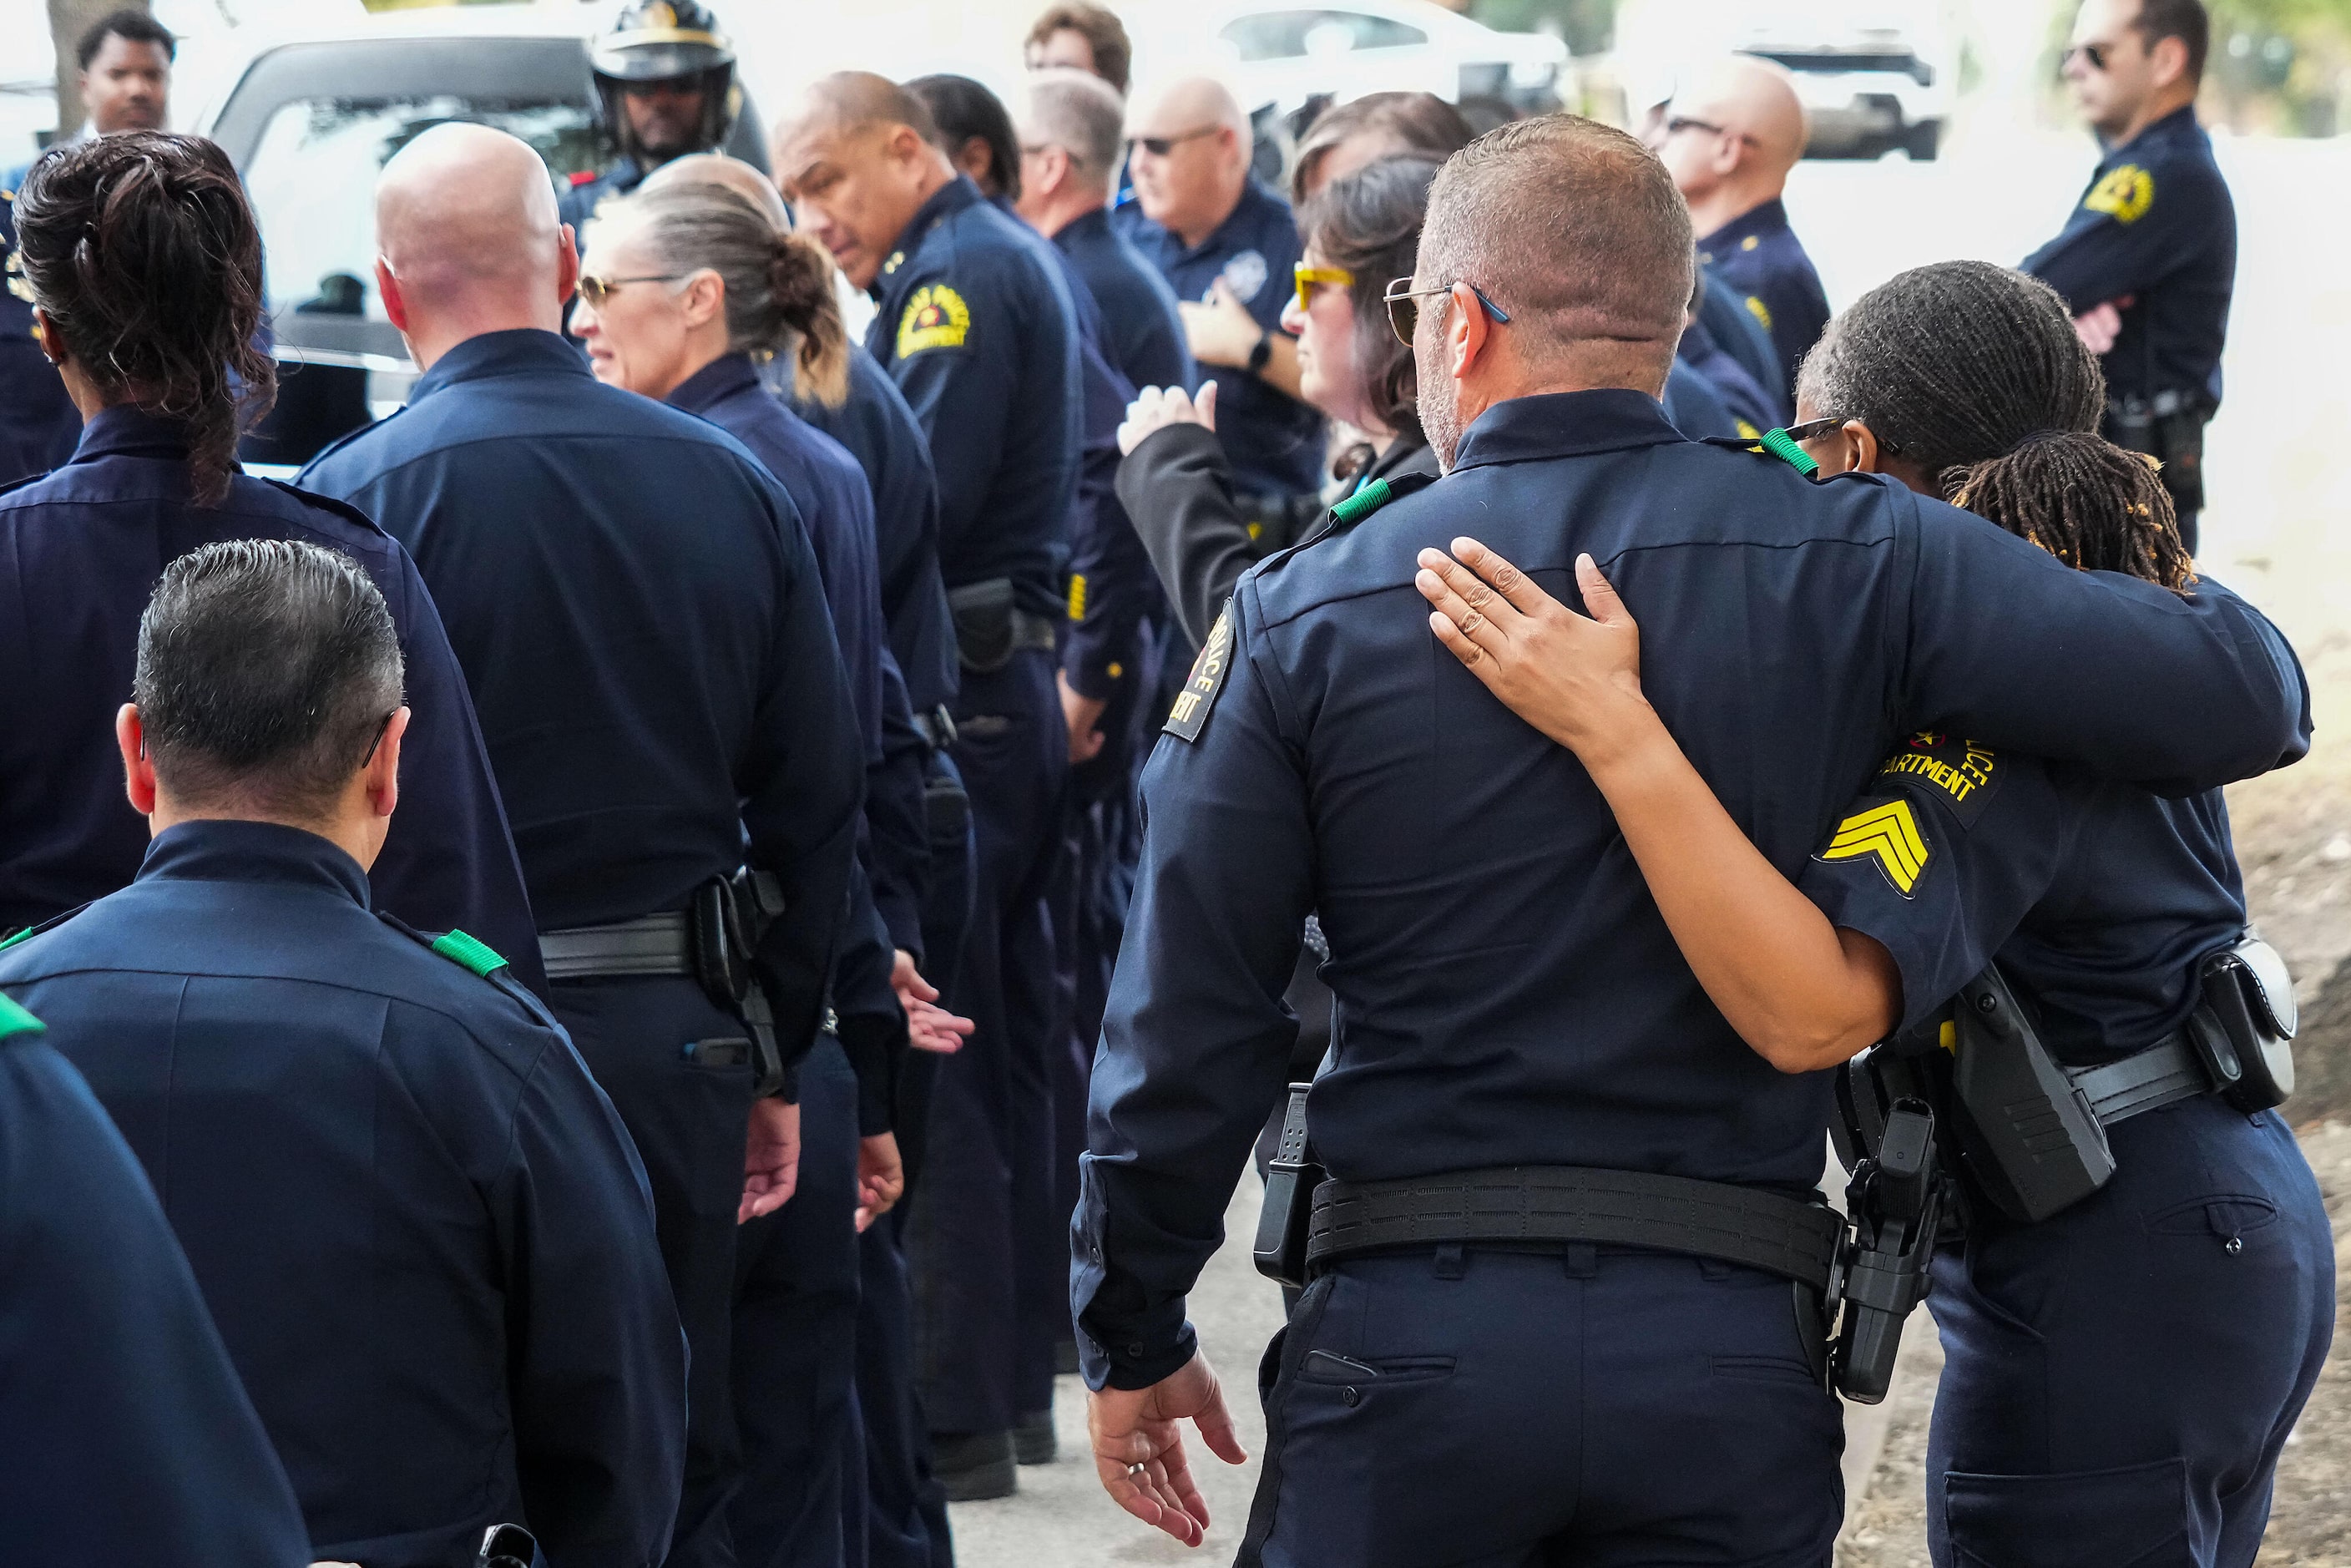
{"left": 1304, "top": 1164, "right": 1844, "bottom": 1292}
{"left": 1009, "top": 606, "right": 1060, "bottom": 654}
{"left": 2069, "top": 1019, "right": 2227, "bottom": 1125}
{"left": 539, "top": 912, "right": 692, "bottom": 981}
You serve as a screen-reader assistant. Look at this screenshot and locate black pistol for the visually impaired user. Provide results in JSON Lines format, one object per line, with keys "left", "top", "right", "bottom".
{"left": 477, "top": 1523, "right": 536, "bottom": 1568}
{"left": 1832, "top": 1097, "right": 1946, "bottom": 1404}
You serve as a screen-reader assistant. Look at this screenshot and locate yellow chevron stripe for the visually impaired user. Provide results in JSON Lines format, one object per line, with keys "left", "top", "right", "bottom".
{"left": 1818, "top": 798, "right": 1929, "bottom": 894}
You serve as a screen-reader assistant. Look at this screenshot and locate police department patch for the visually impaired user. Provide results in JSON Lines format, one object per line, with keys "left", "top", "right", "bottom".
{"left": 2084, "top": 164, "right": 2155, "bottom": 224}
{"left": 1816, "top": 796, "right": 1931, "bottom": 898}
{"left": 1164, "top": 603, "right": 1234, "bottom": 742}
{"left": 897, "top": 284, "right": 970, "bottom": 357}
{"left": 1876, "top": 733, "right": 1999, "bottom": 827}
{"left": 1220, "top": 250, "right": 1268, "bottom": 304}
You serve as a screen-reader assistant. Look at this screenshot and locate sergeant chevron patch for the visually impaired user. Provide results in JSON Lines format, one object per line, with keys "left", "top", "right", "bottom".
{"left": 1815, "top": 796, "right": 1931, "bottom": 897}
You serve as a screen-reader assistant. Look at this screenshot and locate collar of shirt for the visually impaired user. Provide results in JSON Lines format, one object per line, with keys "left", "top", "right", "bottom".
{"left": 665, "top": 351, "right": 762, "bottom": 417}
{"left": 1054, "top": 205, "right": 1115, "bottom": 255}
{"left": 1448, "top": 388, "right": 1684, "bottom": 475}
{"left": 1697, "top": 196, "right": 1791, "bottom": 260}
{"left": 873, "top": 175, "right": 987, "bottom": 298}
{"left": 1165, "top": 179, "right": 1283, "bottom": 269}
{"left": 136, "top": 818, "right": 372, "bottom": 909}
{"left": 408, "top": 327, "right": 593, "bottom": 403}
{"left": 69, "top": 403, "right": 191, "bottom": 464}
{"left": 2103, "top": 104, "right": 2201, "bottom": 164}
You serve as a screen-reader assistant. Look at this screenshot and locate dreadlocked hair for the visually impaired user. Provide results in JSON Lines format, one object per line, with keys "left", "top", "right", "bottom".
{"left": 1798, "top": 259, "right": 2192, "bottom": 595}
{"left": 1950, "top": 432, "right": 2195, "bottom": 592}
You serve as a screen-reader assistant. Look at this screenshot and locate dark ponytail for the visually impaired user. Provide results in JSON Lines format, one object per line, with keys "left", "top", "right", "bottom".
{"left": 1950, "top": 432, "right": 2194, "bottom": 591}
{"left": 767, "top": 228, "right": 849, "bottom": 407}
{"left": 13, "top": 132, "right": 273, "bottom": 507}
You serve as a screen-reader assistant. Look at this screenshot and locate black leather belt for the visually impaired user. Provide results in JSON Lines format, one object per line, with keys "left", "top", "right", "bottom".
{"left": 1009, "top": 606, "right": 1060, "bottom": 653}
{"left": 1306, "top": 1164, "right": 1843, "bottom": 1292}
{"left": 539, "top": 913, "right": 691, "bottom": 981}
{"left": 2068, "top": 1022, "right": 2220, "bottom": 1126}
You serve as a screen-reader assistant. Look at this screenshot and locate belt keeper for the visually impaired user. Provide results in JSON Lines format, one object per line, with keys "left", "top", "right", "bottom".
{"left": 1433, "top": 1242, "right": 1466, "bottom": 1280}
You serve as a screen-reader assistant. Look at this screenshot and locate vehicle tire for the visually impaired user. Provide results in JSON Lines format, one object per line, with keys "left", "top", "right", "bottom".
{"left": 1904, "top": 119, "right": 1943, "bottom": 160}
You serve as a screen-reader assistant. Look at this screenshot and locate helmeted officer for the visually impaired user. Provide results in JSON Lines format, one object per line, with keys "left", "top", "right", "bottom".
{"left": 559, "top": 0, "right": 741, "bottom": 230}
{"left": 1073, "top": 116, "right": 2308, "bottom": 1562}
{"left": 0, "top": 539, "right": 686, "bottom": 1568}
{"left": 0, "top": 131, "right": 541, "bottom": 990}
{"left": 298, "top": 123, "right": 863, "bottom": 1568}
{"left": 0, "top": 997, "right": 313, "bottom": 1568}
{"left": 2025, "top": 0, "right": 2232, "bottom": 555}
{"left": 776, "top": 71, "right": 1084, "bottom": 1503}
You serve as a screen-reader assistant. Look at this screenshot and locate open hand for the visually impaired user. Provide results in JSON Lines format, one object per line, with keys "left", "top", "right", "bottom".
{"left": 892, "top": 949, "right": 975, "bottom": 1055}
{"left": 1088, "top": 1352, "right": 1247, "bottom": 1547}
{"left": 855, "top": 1131, "right": 904, "bottom": 1232}
{"left": 2073, "top": 299, "right": 2128, "bottom": 355}
{"left": 1059, "top": 670, "right": 1109, "bottom": 765}
{"left": 1414, "top": 539, "right": 1652, "bottom": 764}
{"left": 1119, "top": 380, "right": 1217, "bottom": 455}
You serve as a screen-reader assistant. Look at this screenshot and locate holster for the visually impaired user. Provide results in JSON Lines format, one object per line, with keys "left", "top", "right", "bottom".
{"left": 689, "top": 872, "right": 790, "bottom": 1098}
{"left": 1252, "top": 1083, "right": 1324, "bottom": 1289}
{"left": 948, "top": 578, "right": 1059, "bottom": 674}
{"left": 1830, "top": 1098, "right": 1950, "bottom": 1404}
{"left": 2109, "top": 392, "right": 2210, "bottom": 516}
{"left": 477, "top": 1524, "right": 536, "bottom": 1568}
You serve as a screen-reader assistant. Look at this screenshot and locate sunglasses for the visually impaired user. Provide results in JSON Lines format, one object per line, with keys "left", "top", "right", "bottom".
{"left": 1293, "top": 263, "right": 1355, "bottom": 312}
{"left": 1782, "top": 417, "right": 1904, "bottom": 457}
{"left": 577, "top": 273, "right": 684, "bottom": 308}
{"left": 2060, "top": 40, "right": 2115, "bottom": 71}
{"left": 1125, "top": 125, "right": 1220, "bottom": 158}
{"left": 1383, "top": 277, "right": 1512, "bottom": 347}
{"left": 1661, "top": 114, "right": 1757, "bottom": 145}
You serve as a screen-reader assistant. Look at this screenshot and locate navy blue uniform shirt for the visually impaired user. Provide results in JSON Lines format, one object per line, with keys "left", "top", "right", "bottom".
{"left": 1074, "top": 390, "right": 2308, "bottom": 1388}
{"left": 1055, "top": 205, "right": 1196, "bottom": 396}
{"left": 868, "top": 175, "right": 1083, "bottom": 620}
{"left": 0, "top": 998, "right": 313, "bottom": 1568}
{"left": 558, "top": 154, "right": 649, "bottom": 236}
{"left": 1116, "top": 179, "right": 1327, "bottom": 498}
{"left": 1698, "top": 198, "right": 1832, "bottom": 407}
{"left": 1802, "top": 731, "right": 2245, "bottom": 1067}
{"left": 792, "top": 345, "right": 959, "bottom": 718}
{"left": 2024, "top": 106, "right": 2237, "bottom": 409}
{"left": 0, "top": 820, "right": 686, "bottom": 1568}
{"left": 0, "top": 405, "right": 543, "bottom": 992}
{"left": 0, "top": 183, "right": 80, "bottom": 486}
{"left": 299, "top": 328, "right": 863, "bottom": 1059}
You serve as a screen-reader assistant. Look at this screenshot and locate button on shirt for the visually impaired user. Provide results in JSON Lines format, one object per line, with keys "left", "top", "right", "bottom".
{"left": 0, "top": 405, "right": 542, "bottom": 993}
{"left": 0, "top": 819, "right": 685, "bottom": 1568}
{"left": 1116, "top": 179, "right": 1327, "bottom": 498}
{"left": 0, "top": 1004, "right": 312, "bottom": 1568}
{"left": 299, "top": 328, "right": 863, "bottom": 1056}
{"left": 868, "top": 175, "right": 1083, "bottom": 621}
{"left": 1074, "top": 389, "right": 2308, "bottom": 1388}
{"left": 1697, "top": 198, "right": 1832, "bottom": 407}
{"left": 2024, "top": 106, "right": 2237, "bottom": 409}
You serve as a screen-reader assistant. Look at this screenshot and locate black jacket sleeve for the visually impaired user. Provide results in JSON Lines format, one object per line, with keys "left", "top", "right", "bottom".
{"left": 1115, "top": 422, "right": 1271, "bottom": 650}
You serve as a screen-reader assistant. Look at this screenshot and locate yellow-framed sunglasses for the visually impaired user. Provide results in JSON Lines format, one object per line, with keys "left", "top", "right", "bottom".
{"left": 1292, "top": 262, "right": 1355, "bottom": 312}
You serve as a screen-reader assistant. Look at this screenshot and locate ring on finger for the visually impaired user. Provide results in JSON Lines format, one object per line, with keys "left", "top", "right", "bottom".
{"left": 1127, "top": 1461, "right": 1149, "bottom": 1478}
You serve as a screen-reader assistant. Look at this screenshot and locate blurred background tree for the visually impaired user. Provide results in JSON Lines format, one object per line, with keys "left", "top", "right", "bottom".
{"left": 2202, "top": 0, "right": 2351, "bottom": 133}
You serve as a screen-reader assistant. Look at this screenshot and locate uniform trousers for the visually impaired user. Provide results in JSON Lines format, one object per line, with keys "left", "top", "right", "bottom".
{"left": 908, "top": 646, "right": 1068, "bottom": 1438}
{"left": 852, "top": 1214, "right": 956, "bottom": 1568}
{"left": 1925, "top": 1096, "right": 2333, "bottom": 1568}
{"left": 730, "top": 1036, "right": 862, "bottom": 1568}
{"left": 554, "top": 974, "right": 756, "bottom": 1568}
{"left": 1239, "top": 1247, "right": 1846, "bottom": 1566}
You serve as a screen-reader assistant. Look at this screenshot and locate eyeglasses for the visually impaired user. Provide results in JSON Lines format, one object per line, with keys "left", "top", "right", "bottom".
{"left": 1125, "top": 125, "right": 1220, "bottom": 158}
{"left": 1661, "top": 114, "right": 1757, "bottom": 145}
{"left": 1293, "top": 263, "right": 1355, "bottom": 312}
{"left": 1383, "top": 277, "right": 1512, "bottom": 347}
{"left": 2060, "top": 40, "right": 2114, "bottom": 71}
{"left": 1783, "top": 417, "right": 1903, "bottom": 457}
{"left": 577, "top": 273, "right": 684, "bottom": 308}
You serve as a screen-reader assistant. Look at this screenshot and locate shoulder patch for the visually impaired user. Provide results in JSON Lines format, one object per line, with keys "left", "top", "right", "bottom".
{"left": 1330, "top": 477, "right": 1393, "bottom": 529}
{"left": 897, "top": 284, "right": 971, "bottom": 357}
{"left": 430, "top": 928, "right": 510, "bottom": 979}
{"left": 1743, "top": 294, "right": 1772, "bottom": 331}
{"left": 2084, "top": 164, "right": 2155, "bottom": 224}
{"left": 0, "top": 992, "right": 42, "bottom": 1039}
{"left": 1164, "top": 603, "right": 1235, "bottom": 742}
{"left": 1816, "top": 795, "right": 1932, "bottom": 898}
{"left": 1876, "top": 732, "right": 2000, "bottom": 826}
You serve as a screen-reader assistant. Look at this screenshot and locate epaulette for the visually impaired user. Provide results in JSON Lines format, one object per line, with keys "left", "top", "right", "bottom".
{"left": 0, "top": 991, "right": 40, "bottom": 1040}
{"left": 378, "top": 913, "right": 563, "bottom": 1032}
{"left": 261, "top": 478, "right": 397, "bottom": 542}
{"left": 0, "top": 903, "right": 89, "bottom": 955}
{"left": 1702, "top": 429, "right": 1818, "bottom": 478}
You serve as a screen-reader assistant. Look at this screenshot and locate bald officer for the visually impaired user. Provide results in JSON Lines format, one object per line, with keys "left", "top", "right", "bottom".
{"left": 299, "top": 124, "right": 862, "bottom": 1568}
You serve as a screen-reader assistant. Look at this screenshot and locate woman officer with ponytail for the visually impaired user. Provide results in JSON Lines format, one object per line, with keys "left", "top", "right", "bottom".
{"left": 1416, "top": 259, "right": 2332, "bottom": 1568}
{"left": 0, "top": 131, "right": 538, "bottom": 983}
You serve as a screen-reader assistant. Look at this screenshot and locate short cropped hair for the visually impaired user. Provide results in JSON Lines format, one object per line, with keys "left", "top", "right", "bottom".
{"left": 1025, "top": 3, "right": 1133, "bottom": 95}
{"left": 2134, "top": 0, "right": 2209, "bottom": 83}
{"left": 1418, "top": 115, "right": 1691, "bottom": 382}
{"left": 134, "top": 540, "right": 405, "bottom": 820}
{"left": 908, "top": 74, "right": 1022, "bottom": 201}
{"left": 78, "top": 8, "right": 174, "bottom": 69}
{"left": 1026, "top": 68, "right": 1125, "bottom": 184}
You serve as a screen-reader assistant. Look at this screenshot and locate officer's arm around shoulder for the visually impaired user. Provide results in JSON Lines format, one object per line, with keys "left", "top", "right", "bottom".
{"left": 1892, "top": 488, "right": 2308, "bottom": 795}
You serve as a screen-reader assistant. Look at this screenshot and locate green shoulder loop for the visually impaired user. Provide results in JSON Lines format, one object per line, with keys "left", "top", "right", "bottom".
{"left": 0, "top": 993, "right": 43, "bottom": 1040}
{"left": 1329, "top": 477, "right": 1394, "bottom": 529}
{"left": 0, "top": 926, "right": 33, "bottom": 953}
{"left": 430, "top": 929, "right": 511, "bottom": 979}
{"left": 1757, "top": 427, "right": 1820, "bottom": 478}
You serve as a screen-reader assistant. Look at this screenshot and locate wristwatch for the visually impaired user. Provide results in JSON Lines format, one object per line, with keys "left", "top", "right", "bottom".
{"left": 1246, "top": 328, "right": 1272, "bottom": 375}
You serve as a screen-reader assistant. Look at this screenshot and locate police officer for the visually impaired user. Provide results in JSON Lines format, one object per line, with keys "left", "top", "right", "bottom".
{"left": 0, "top": 539, "right": 686, "bottom": 1567}
{"left": 0, "top": 996, "right": 314, "bottom": 1567}
{"left": 0, "top": 131, "right": 541, "bottom": 989}
{"left": 1, "top": 8, "right": 177, "bottom": 488}
{"left": 776, "top": 72, "right": 1083, "bottom": 1503}
{"left": 1117, "top": 76, "right": 1327, "bottom": 504}
{"left": 2025, "top": 0, "right": 2231, "bottom": 555}
{"left": 559, "top": 0, "right": 741, "bottom": 230}
{"left": 298, "top": 123, "right": 863, "bottom": 1568}
{"left": 1074, "top": 117, "right": 2307, "bottom": 1562}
